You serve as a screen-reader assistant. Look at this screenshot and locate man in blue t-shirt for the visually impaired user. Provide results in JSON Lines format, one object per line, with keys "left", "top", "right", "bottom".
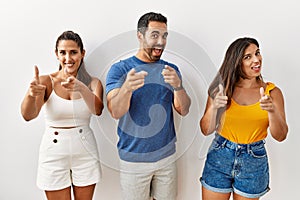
{"left": 106, "top": 12, "right": 191, "bottom": 200}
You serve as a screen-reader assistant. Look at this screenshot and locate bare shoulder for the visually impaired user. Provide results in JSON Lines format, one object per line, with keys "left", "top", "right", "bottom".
{"left": 90, "top": 77, "right": 102, "bottom": 86}
{"left": 270, "top": 85, "right": 283, "bottom": 94}
{"left": 89, "top": 77, "right": 103, "bottom": 92}
{"left": 39, "top": 74, "right": 52, "bottom": 86}
{"left": 37, "top": 74, "right": 53, "bottom": 100}
{"left": 270, "top": 85, "right": 285, "bottom": 100}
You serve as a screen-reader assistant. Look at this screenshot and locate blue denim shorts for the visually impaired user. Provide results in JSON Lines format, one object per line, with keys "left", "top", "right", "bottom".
{"left": 200, "top": 133, "right": 270, "bottom": 198}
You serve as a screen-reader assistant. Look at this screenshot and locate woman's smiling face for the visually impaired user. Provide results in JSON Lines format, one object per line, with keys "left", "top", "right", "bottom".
{"left": 56, "top": 39, "right": 85, "bottom": 76}
{"left": 241, "top": 43, "right": 262, "bottom": 79}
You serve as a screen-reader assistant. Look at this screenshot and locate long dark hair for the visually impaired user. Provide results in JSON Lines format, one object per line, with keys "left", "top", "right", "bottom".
{"left": 209, "top": 37, "right": 263, "bottom": 125}
{"left": 55, "top": 31, "right": 92, "bottom": 87}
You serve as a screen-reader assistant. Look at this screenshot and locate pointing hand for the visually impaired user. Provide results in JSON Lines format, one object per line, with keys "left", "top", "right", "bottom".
{"left": 29, "top": 66, "right": 46, "bottom": 97}
{"left": 124, "top": 68, "right": 148, "bottom": 92}
{"left": 212, "top": 84, "right": 228, "bottom": 109}
{"left": 161, "top": 65, "right": 181, "bottom": 89}
{"left": 259, "top": 87, "right": 273, "bottom": 112}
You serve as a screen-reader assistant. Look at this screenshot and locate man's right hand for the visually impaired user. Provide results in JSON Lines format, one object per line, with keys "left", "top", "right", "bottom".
{"left": 124, "top": 68, "right": 148, "bottom": 92}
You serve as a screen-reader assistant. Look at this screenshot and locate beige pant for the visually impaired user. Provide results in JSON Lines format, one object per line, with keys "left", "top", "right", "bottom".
{"left": 120, "top": 161, "right": 177, "bottom": 200}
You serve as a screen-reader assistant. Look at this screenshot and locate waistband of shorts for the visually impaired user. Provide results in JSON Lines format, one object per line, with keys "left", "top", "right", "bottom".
{"left": 45, "top": 125, "right": 91, "bottom": 134}
{"left": 214, "top": 133, "right": 265, "bottom": 151}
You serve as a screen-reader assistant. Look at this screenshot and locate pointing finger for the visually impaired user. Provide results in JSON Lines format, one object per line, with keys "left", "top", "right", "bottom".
{"left": 162, "top": 66, "right": 175, "bottom": 77}
{"left": 218, "top": 84, "right": 224, "bottom": 96}
{"left": 34, "top": 65, "right": 40, "bottom": 84}
{"left": 260, "top": 87, "right": 265, "bottom": 97}
{"left": 67, "top": 76, "right": 75, "bottom": 82}
{"left": 135, "top": 70, "right": 148, "bottom": 77}
{"left": 128, "top": 68, "right": 136, "bottom": 76}
{"left": 259, "top": 87, "right": 270, "bottom": 101}
{"left": 164, "top": 65, "right": 173, "bottom": 70}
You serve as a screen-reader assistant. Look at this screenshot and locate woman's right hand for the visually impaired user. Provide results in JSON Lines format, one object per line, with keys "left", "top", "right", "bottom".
{"left": 21, "top": 66, "right": 47, "bottom": 121}
{"left": 212, "top": 84, "right": 228, "bottom": 109}
{"left": 28, "top": 66, "right": 46, "bottom": 97}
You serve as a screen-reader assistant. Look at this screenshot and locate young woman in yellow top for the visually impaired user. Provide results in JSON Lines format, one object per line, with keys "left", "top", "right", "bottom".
{"left": 200, "top": 37, "right": 288, "bottom": 200}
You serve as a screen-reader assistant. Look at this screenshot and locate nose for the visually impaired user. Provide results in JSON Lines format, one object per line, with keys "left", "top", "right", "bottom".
{"left": 157, "top": 36, "right": 166, "bottom": 46}
{"left": 65, "top": 53, "right": 72, "bottom": 62}
{"left": 252, "top": 55, "right": 260, "bottom": 63}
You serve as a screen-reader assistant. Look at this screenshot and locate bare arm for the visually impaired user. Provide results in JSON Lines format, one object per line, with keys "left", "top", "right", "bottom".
{"left": 21, "top": 66, "right": 47, "bottom": 121}
{"left": 161, "top": 65, "right": 191, "bottom": 116}
{"left": 200, "top": 97, "right": 219, "bottom": 135}
{"left": 107, "top": 87, "right": 132, "bottom": 119}
{"left": 200, "top": 84, "right": 228, "bottom": 136}
{"left": 173, "top": 88, "right": 191, "bottom": 116}
{"left": 260, "top": 87, "right": 288, "bottom": 142}
{"left": 61, "top": 77, "right": 104, "bottom": 116}
{"left": 79, "top": 78, "right": 104, "bottom": 116}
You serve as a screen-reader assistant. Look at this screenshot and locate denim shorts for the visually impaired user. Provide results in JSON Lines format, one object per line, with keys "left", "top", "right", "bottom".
{"left": 200, "top": 133, "right": 270, "bottom": 198}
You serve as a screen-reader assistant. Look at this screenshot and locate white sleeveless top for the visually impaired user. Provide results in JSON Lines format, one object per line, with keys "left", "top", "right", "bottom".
{"left": 44, "top": 76, "right": 91, "bottom": 127}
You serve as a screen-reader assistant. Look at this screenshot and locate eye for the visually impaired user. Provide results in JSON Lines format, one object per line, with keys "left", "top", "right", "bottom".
{"left": 243, "top": 55, "right": 251, "bottom": 60}
{"left": 71, "top": 50, "right": 78, "bottom": 55}
{"left": 153, "top": 34, "right": 158, "bottom": 39}
{"left": 59, "top": 50, "right": 66, "bottom": 55}
{"left": 162, "top": 33, "right": 168, "bottom": 39}
{"left": 151, "top": 33, "right": 159, "bottom": 39}
{"left": 255, "top": 51, "right": 261, "bottom": 56}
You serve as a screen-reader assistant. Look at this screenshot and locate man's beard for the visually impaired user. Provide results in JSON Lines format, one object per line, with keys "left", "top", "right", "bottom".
{"left": 144, "top": 47, "right": 164, "bottom": 62}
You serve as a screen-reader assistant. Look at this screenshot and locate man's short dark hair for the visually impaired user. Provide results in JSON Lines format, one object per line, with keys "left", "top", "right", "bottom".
{"left": 137, "top": 12, "right": 167, "bottom": 34}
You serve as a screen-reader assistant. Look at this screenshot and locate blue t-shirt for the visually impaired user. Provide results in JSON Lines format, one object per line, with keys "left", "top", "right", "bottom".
{"left": 106, "top": 56, "right": 181, "bottom": 162}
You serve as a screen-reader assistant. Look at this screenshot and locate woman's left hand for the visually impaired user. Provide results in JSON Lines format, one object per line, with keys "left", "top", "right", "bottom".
{"left": 259, "top": 87, "right": 274, "bottom": 112}
{"left": 61, "top": 76, "right": 84, "bottom": 92}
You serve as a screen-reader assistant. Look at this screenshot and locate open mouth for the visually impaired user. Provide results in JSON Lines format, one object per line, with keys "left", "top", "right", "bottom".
{"left": 251, "top": 65, "right": 261, "bottom": 72}
{"left": 152, "top": 47, "right": 163, "bottom": 56}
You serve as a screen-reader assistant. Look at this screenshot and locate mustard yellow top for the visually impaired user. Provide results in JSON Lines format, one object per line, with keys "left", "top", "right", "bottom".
{"left": 218, "top": 82, "right": 276, "bottom": 144}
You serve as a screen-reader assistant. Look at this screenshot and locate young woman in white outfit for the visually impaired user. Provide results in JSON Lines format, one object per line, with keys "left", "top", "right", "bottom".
{"left": 21, "top": 31, "right": 103, "bottom": 200}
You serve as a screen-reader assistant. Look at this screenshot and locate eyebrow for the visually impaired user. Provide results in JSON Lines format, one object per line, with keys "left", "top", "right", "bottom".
{"left": 150, "top": 30, "right": 160, "bottom": 34}
{"left": 58, "top": 49, "right": 79, "bottom": 53}
{"left": 243, "top": 48, "right": 260, "bottom": 56}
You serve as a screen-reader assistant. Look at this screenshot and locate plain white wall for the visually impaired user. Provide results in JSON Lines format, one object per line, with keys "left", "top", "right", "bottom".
{"left": 1, "top": 0, "right": 299, "bottom": 199}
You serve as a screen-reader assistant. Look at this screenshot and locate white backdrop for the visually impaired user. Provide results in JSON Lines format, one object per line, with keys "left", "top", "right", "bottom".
{"left": 1, "top": 0, "right": 299, "bottom": 199}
